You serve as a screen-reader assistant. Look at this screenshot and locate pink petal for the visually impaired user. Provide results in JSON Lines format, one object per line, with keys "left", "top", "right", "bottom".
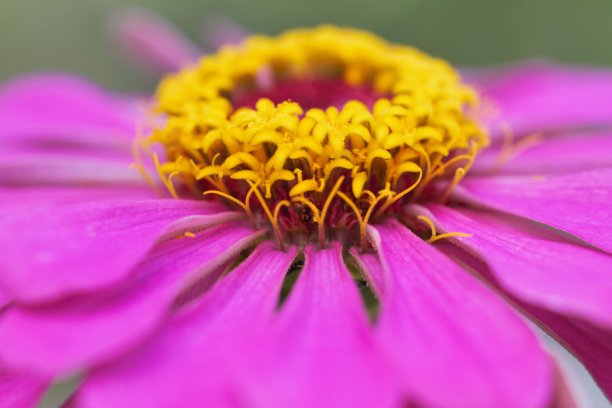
{"left": 244, "top": 244, "right": 397, "bottom": 408}
{"left": 475, "top": 63, "right": 612, "bottom": 141}
{"left": 0, "top": 288, "right": 9, "bottom": 310}
{"left": 110, "top": 6, "right": 201, "bottom": 74}
{"left": 457, "top": 169, "right": 612, "bottom": 253}
{"left": 0, "top": 198, "right": 236, "bottom": 302}
{"left": 0, "top": 186, "right": 159, "bottom": 215}
{"left": 370, "top": 220, "right": 553, "bottom": 407}
{"left": 531, "top": 310, "right": 612, "bottom": 401}
{"left": 427, "top": 205, "right": 612, "bottom": 327}
{"left": 0, "top": 151, "right": 144, "bottom": 187}
{"left": 0, "top": 223, "right": 262, "bottom": 377}
{"left": 77, "top": 242, "right": 295, "bottom": 408}
{"left": 422, "top": 205, "right": 612, "bottom": 400}
{"left": 0, "top": 74, "right": 139, "bottom": 150}
{"left": 472, "top": 131, "right": 612, "bottom": 175}
{"left": 0, "top": 365, "right": 48, "bottom": 408}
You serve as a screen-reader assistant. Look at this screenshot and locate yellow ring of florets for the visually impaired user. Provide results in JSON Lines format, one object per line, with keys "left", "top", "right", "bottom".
{"left": 145, "top": 26, "right": 488, "bottom": 250}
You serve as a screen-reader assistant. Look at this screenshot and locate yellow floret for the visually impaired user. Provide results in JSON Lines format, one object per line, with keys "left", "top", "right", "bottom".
{"left": 145, "top": 26, "right": 488, "bottom": 249}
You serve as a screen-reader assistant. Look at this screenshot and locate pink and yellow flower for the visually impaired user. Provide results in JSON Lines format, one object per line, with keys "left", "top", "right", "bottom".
{"left": 0, "top": 11, "right": 611, "bottom": 408}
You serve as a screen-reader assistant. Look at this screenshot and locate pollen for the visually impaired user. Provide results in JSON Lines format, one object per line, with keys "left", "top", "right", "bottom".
{"left": 144, "top": 26, "right": 488, "bottom": 249}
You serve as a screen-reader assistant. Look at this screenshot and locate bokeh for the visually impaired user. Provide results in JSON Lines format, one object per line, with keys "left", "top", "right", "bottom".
{"left": 1, "top": 0, "right": 612, "bottom": 91}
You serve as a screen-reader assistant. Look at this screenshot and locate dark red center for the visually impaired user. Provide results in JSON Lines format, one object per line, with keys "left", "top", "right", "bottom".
{"left": 232, "top": 78, "right": 383, "bottom": 110}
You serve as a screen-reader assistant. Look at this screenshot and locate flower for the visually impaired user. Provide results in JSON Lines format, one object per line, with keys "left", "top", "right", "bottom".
{"left": 0, "top": 10, "right": 611, "bottom": 408}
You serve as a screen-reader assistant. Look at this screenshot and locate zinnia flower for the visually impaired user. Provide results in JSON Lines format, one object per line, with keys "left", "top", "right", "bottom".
{"left": 1, "top": 10, "right": 611, "bottom": 408}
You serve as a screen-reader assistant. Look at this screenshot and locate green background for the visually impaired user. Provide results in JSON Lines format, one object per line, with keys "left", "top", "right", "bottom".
{"left": 1, "top": 0, "right": 612, "bottom": 91}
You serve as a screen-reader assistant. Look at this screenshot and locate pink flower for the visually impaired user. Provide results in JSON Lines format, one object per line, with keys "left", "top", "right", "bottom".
{"left": 0, "top": 9, "right": 611, "bottom": 408}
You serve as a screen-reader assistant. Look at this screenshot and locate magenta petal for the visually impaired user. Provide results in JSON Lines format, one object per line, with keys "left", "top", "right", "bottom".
{"left": 0, "top": 223, "right": 262, "bottom": 376}
{"left": 428, "top": 205, "right": 612, "bottom": 327}
{"left": 371, "top": 220, "right": 553, "bottom": 407}
{"left": 532, "top": 310, "right": 612, "bottom": 401}
{"left": 245, "top": 244, "right": 396, "bottom": 408}
{"left": 458, "top": 169, "right": 612, "bottom": 253}
{"left": 0, "top": 199, "right": 236, "bottom": 302}
{"left": 0, "top": 151, "right": 144, "bottom": 187}
{"left": 0, "top": 289, "right": 8, "bottom": 310}
{"left": 0, "top": 365, "right": 48, "bottom": 408}
{"left": 77, "top": 243, "right": 295, "bottom": 408}
{"left": 476, "top": 63, "right": 612, "bottom": 140}
{"left": 0, "top": 75, "right": 138, "bottom": 149}
{"left": 472, "top": 131, "right": 612, "bottom": 175}
{"left": 110, "top": 6, "right": 201, "bottom": 73}
{"left": 0, "top": 186, "right": 159, "bottom": 216}
{"left": 424, "top": 206, "right": 612, "bottom": 400}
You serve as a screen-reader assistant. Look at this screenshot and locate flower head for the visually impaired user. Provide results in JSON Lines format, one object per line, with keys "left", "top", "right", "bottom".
{"left": 0, "top": 12, "right": 611, "bottom": 408}
{"left": 148, "top": 27, "right": 486, "bottom": 251}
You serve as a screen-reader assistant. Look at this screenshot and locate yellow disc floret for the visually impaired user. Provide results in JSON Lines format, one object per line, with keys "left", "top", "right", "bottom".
{"left": 144, "top": 26, "right": 488, "bottom": 249}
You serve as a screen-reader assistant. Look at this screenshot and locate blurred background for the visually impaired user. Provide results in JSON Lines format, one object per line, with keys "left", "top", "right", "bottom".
{"left": 2, "top": 0, "right": 612, "bottom": 91}
{"left": 1, "top": 0, "right": 611, "bottom": 406}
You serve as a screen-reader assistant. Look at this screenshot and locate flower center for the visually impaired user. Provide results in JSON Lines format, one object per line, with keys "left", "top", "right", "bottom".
{"left": 144, "top": 26, "right": 488, "bottom": 250}
{"left": 233, "top": 78, "right": 382, "bottom": 111}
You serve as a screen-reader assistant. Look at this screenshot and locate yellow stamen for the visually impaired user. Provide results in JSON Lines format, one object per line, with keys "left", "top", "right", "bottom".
{"left": 376, "top": 168, "right": 423, "bottom": 216}
{"left": 247, "top": 180, "right": 285, "bottom": 250}
{"left": 496, "top": 122, "right": 543, "bottom": 169}
{"left": 429, "top": 232, "right": 473, "bottom": 243}
{"left": 417, "top": 215, "right": 472, "bottom": 243}
{"left": 438, "top": 168, "right": 466, "bottom": 203}
{"left": 336, "top": 191, "right": 368, "bottom": 251}
{"left": 152, "top": 152, "right": 178, "bottom": 199}
{"left": 130, "top": 128, "right": 161, "bottom": 195}
{"left": 203, "top": 190, "right": 255, "bottom": 227}
{"left": 318, "top": 176, "right": 345, "bottom": 246}
{"left": 363, "top": 192, "right": 389, "bottom": 228}
{"left": 273, "top": 200, "right": 291, "bottom": 226}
